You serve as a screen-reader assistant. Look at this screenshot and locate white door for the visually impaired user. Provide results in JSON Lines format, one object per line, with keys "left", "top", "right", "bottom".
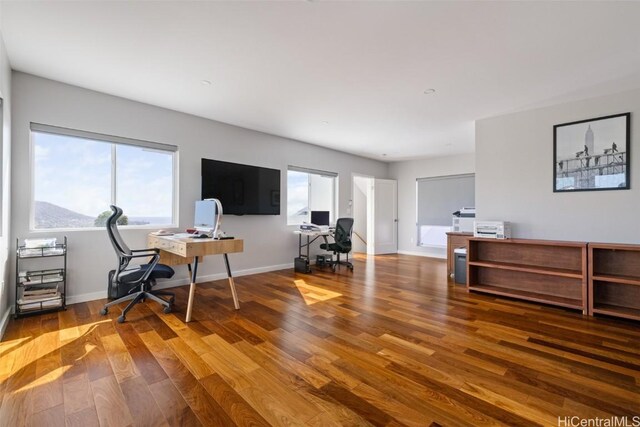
{"left": 371, "top": 178, "right": 398, "bottom": 255}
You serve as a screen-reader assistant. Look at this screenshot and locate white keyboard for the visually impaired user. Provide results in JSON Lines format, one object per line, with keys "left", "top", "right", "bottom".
{"left": 172, "top": 233, "right": 194, "bottom": 238}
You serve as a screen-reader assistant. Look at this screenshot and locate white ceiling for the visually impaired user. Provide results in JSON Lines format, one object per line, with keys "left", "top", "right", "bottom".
{"left": 3, "top": 1, "right": 640, "bottom": 161}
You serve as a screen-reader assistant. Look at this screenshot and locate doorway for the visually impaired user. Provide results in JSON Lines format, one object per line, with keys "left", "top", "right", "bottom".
{"left": 352, "top": 175, "right": 373, "bottom": 254}
{"left": 351, "top": 175, "right": 398, "bottom": 255}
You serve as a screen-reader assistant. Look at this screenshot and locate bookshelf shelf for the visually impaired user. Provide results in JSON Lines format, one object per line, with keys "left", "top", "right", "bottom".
{"left": 467, "top": 238, "right": 588, "bottom": 314}
{"left": 589, "top": 243, "right": 640, "bottom": 321}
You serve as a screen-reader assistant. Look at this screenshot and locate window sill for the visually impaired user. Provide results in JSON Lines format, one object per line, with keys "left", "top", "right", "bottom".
{"left": 29, "top": 224, "right": 179, "bottom": 233}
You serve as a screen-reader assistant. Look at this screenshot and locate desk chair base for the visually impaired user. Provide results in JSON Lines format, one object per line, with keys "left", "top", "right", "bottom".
{"left": 100, "top": 283, "right": 174, "bottom": 323}
{"left": 328, "top": 253, "right": 354, "bottom": 272}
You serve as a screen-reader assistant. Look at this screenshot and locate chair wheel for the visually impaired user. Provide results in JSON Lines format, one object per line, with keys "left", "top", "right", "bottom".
{"left": 163, "top": 306, "right": 172, "bottom": 314}
{"left": 100, "top": 308, "right": 108, "bottom": 316}
{"left": 117, "top": 316, "right": 126, "bottom": 323}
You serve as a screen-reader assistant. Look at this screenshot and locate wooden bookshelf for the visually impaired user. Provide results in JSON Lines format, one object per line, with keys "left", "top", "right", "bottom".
{"left": 589, "top": 243, "right": 640, "bottom": 321}
{"left": 467, "top": 238, "right": 588, "bottom": 314}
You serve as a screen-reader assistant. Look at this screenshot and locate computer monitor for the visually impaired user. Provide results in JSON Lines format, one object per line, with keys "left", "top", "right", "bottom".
{"left": 194, "top": 199, "right": 222, "bottom": 236}
{"left": 311, "top": 210, "right": 330, "bottom": 226}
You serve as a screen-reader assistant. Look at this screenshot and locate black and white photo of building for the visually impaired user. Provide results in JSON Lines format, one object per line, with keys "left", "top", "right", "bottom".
{"left": 554, "top": 113, "right": 630, "bottom": 192}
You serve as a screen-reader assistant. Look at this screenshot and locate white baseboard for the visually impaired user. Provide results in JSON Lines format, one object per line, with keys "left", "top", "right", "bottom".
{"left": 65, "top": 262, "right": 294, "bottom": 306}
{"left": 0, "top": 307, "right": 12, "bottom": 340}
{"left": 66, "top": 290, "right": 109, "bottom": 305}
{"left": 398, "top": 250, "right": 446, "bottom": 260}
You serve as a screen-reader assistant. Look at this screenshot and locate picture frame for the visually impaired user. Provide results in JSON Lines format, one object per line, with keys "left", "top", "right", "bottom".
{"left": 553, "top": 112, "right": 630, "bottom": 192}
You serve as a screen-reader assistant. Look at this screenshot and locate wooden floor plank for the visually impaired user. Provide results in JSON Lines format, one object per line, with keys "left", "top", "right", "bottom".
{"left": 119, "top": 375, "right": 169, "bottom": 427}
{"left": 1, "top": 254, "right": 639, "bottom": 426}
{"left": 65, "top": 406, "right": 100, "bottom": 427}
{"left": 148, "top": 378, "right": 202, "bottom": 427}
{"left": 62, "top": 372, "right": 95, "bottom": 416}
{"left": 90, "top": 375, "right": 135, "bottom": 427}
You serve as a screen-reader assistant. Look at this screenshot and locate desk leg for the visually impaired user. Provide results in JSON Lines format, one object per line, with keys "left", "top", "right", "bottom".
{"left": 185, "top": 258, "right": 199, "bottom": 323}
{"left": 223, "top": 253, "right": 240, "bottom": 310}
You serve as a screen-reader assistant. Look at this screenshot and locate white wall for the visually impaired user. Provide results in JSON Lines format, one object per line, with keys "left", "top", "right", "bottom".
{"left": 0, "top": 9, "right": 12, "bottom": 336}
{"left": 11, "top": 72, "right": 388, "bottom": 305}
{"left": 476, "top": 88, "right": 640, "bottom": 243}
{"left": 388, "top": 154, "right": 475, "bottom": 258}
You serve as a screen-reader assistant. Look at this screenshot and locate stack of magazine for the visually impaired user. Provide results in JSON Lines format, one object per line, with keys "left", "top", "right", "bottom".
{"left": 18, "top": 270, "right": 63, "bottom": 311}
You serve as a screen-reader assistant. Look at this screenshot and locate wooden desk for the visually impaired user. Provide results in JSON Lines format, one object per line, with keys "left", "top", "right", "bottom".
{"left": 446, "top": 232, "right": 472, "bottom": 277}
{"left": 147, "top": 235, "right": 244, "bottom": 322}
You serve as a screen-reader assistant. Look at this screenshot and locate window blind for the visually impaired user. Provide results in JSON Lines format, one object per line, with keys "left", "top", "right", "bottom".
{"left": 417, "top": 174, "right": 475, "bottom": 226}
{"left": 30, "top": 123, "right": 178, "bottom": 152}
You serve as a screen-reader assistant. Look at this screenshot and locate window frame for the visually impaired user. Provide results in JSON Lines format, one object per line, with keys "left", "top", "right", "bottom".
{"left": 287, "top": 166, "right": 338, "bottom": 226}
{"left": 29, "top": 123, "right": 179, "bottom": 232}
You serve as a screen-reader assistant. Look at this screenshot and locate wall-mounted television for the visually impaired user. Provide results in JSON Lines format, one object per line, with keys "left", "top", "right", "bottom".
{"left": 201, "top": 158, "right": 281, "bottom": 215}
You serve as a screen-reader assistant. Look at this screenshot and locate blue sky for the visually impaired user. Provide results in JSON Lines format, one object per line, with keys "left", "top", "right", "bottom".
{"left": 287, "top": 171, "right": 308, "bottom": 217}
{"left": 34, "top": 132, "right": 174, "bottom": 219}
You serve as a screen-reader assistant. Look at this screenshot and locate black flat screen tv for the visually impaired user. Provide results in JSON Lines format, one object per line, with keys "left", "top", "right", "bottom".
{"left": 201, "top": 158, "right": 281, "bottom": 215}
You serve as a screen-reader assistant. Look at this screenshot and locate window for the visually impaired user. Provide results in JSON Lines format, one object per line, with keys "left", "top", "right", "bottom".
{"left": 31, "top": 123, "right": 177, "bottom": 230}
{"left": 287, "top": 166, "right": 337, "bottom": 225}
{"left": 416, "top": 174, "right": 475, "bottom": 247}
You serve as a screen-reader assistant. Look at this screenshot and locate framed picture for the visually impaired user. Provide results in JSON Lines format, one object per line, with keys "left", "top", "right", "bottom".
{"left": 554, "top": 112, "right": 630, "bottom": 192}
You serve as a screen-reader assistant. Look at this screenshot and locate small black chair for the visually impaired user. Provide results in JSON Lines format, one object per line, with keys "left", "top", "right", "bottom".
{"left": 100, "top": 205, "right": 175, "bottom": 323}
{"left": 320, "top": 217, "right": 354, "bottom": 271}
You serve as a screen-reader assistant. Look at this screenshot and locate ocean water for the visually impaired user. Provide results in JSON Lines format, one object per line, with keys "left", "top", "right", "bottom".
{"left": 128, "top": 217, "right": 172, "bottom": 225}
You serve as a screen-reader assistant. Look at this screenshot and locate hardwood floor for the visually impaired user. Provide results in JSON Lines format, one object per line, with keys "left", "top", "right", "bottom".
{"left": 1, "top": 254, "right": 639, "bottom": 426}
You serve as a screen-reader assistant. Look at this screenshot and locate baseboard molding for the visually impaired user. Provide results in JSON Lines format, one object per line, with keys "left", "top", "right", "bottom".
{"left": 0, "top": 307, "right": 12, "bottom": 340}
{"left": 398, "top": 250, "right": 446, "bottom": 260}
{"left": 66, "top": 262, "right": 294, "bottom": 306}
{"left": 66, "top": 290, "right": 108, "bottom": 305}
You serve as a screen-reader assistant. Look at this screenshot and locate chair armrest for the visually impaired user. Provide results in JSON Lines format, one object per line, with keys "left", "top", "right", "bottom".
{"left": 123, "top": 252, "right": 160, "bottom": 285}
{"left": 129, "top": 252, "right": 159, "bottom": 259}
{"left": 131, "top": 248, "right": 160, "bottom": 254}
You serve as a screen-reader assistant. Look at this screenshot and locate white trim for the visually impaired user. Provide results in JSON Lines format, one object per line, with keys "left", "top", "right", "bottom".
{"left": 416, "top": 173, "right": 475, "bottom": 183}
{"left": 64, "top": 262, "right": 294, "bottom": 305}
{"left": 398, "top": 249, "right": 446, "bottom": 259}
{"left": 66, "top": 290, "right": 108, "bottom": 305}
{"left": 288, "top": 165, "right": 338, "bottom": 177}
{"left": 111, "top": 144, "right": 117, "bottom": 206}
{"left": 0, "top": 308, "right": 11, "bottom": 339}
{"left": 29, "top": 224, "right": 179, "bottom": 233}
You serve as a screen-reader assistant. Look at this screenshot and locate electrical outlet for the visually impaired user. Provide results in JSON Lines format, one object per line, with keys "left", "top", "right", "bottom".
{"left": 410, "top": 238, "right": 414, "bottom": 243}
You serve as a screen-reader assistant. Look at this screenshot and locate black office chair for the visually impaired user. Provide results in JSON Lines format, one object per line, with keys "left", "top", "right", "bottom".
{"left": 100, "top": 205, "right": 175, "bottom": 323}
{"left": 320, "top": 217, "right": 354, "bottom": 271}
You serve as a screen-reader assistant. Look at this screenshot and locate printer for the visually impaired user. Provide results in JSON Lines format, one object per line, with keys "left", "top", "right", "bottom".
{"left": 299, "top": 223, "right": 329, "bottom": 232}
{"left": 474, "top": 221, "right": 511, "bottom": 239}
{"left": 452, "top": 207, "right": 476, "bottom": 233}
